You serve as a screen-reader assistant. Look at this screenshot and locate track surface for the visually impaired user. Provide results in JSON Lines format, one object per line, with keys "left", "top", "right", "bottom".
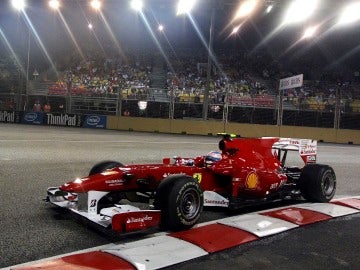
{"left": 0, "top": 124, "right": 359, "bottom": 269}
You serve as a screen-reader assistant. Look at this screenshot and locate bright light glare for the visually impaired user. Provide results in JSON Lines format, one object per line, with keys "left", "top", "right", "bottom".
{"left": 11, "top": 0, "right": 25, "bottom": 10}
{"left": 88, "top": 23, "right": 93, "bottom": 29}
{"left": 266, "top": 5, "right": 273, "bottom": 13}
{"left": 91, "top": 0, "right": 101, "bottom": 10}
{"left": 338, "top": 2, "right": 360, "bottom": 25}
{"left": 158, "top": 24, "right": 164, "bottom": 31}
{"left": 234, "top": 0, "right": 258, "bottom": 19}
{"left": 49, "top": 0, "right": 60, "bottom": 10}
{"left": 232, "top": 25, "right": 240, "bottom": 34}
{"left": 302, "top": 25, "right": 318, "bottom": 39}
{"left": 73, "top": 178, "right": 83, "bottom": 184}
{"left": 131, "top": 0, "right": 143, "bottom": 11}
{"left": 283, "top": 0, "right": 319, "bottom": 24}
{"left": 177, "top": 0, "right": 196, "bottom": 15}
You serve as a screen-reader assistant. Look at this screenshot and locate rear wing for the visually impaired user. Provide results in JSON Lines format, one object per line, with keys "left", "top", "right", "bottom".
{"left": 271, "top": 138, "right": 317, "bottom": 164}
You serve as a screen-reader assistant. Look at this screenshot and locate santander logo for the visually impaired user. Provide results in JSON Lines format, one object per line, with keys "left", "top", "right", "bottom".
{"left": 126, "top": 215, "right": 153, "bottom": 224}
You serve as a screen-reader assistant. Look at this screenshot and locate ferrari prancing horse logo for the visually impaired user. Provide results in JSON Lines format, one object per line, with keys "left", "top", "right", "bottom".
{"left": 193, "top": 173, "right": 202, "bottom": 183}
{"left": 245, "top": 172, "right": 258, "bottom": 189}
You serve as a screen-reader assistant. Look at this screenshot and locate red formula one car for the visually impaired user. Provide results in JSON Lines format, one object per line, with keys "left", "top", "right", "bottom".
{"left": 46, "top": 134, "right": 336, "bottom": 233}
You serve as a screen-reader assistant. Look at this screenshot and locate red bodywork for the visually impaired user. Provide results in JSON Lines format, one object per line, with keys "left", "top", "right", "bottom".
{"left": 60, "top": 137, "right": 287, "bottom": 199}
{"left": 47, "top": 136, "right": 323, "bottom": 233}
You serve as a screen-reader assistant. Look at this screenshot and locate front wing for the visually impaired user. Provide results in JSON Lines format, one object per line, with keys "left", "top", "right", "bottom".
{"left": 46, "top": 187, "right": 161, "bottom": 233}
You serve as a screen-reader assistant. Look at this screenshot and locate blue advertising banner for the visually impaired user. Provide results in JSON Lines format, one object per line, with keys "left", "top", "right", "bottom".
{"left": 83, "top": 115, "right": 107, "bottom": 129}
{"left": 21, "top": 112, "right": 44, "bottom": 125}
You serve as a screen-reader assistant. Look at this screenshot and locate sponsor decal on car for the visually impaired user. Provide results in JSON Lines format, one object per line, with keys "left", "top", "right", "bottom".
{"left": 307, "top": 155, "right": 316, "bottom": 163}
{"left": 203, "top": 191, "right": 229, "bottom": 207}
{"left": 270, "top": 179, "right": 286, "bottom": 190}
{"left": 126, "top": 215, "right": 153, "bottom": 224}
{"left": 245, "top": 172, "right": 258, "bottom": 189}
{"left": 90, "top": 199, "right": 97, "bottom": 207}
{"left": 162, "top": 172, "right": 186, "bottom": 178}
{"left": 105, "top": 179, "right": 125, "bottom": 186}
{"left": 300, "top": 140, "right": 317, "bottom": 155}
{"left": 193, "top": 173, "right": 202, "bottom": 183}
{"left": 204, "top": 199, "right": 229, "bottom": 206}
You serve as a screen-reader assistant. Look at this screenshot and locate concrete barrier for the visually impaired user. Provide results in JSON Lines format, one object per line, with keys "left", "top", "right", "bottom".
{"left": 170, "top": 119, "right": 225, "bottom": 135}
{"left": 279, "top": 126, "right": 337, "bottom": 143}
{"left": 336, "top": 129, "right": 360, "bottom": 144}
{"left": 106, "top": 116, "right": 360, "bottom": 144}
{"left": 226, "top": 123, "right": 280, "bottom": 138}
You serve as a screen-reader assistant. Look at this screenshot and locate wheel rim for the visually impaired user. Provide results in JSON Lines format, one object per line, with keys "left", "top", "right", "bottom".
{"left": 322, "top": 173, "right": 335, "bottom": 197}
{"left": 180, "top": 188, "right": 201, "bottom": 220}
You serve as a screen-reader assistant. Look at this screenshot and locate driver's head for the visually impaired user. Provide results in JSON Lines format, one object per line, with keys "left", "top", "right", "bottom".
{"left": 205, "top": 151, "right": 222, "bottom": 167}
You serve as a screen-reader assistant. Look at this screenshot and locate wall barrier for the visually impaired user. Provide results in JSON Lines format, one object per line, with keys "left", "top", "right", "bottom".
{"left": 107, "top": 116, "right": 360, "bottom": 145}
{"left": 0, "top": 110, "right": 359, "bottom": 144}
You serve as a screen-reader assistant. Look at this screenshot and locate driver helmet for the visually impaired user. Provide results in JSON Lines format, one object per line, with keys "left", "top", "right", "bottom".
{"left": 205, "top": 151, "right": 222, "bottom": 167}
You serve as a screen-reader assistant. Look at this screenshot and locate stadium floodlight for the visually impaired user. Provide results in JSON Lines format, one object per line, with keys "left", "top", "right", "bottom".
{"left": 49, "top": 0, "right": 60, "bottom": 10}
{"left": 234, "top": 0, "right": 258, "bottom": 20}
{"left": 302, "top": 25, "right": 318, "bottom": 39}
{"left": 176, "top": 0, "right": 196, "bottom": 15}
{"left": 90, "top": 0, "right": 101, "bottom": 10}
{"left": 266, "top": 5, "right": 273, "bottom": 13}
{"left": 131, "top": 0, "right": 143, "bottom": 11}
{"left": 338, "top": 2, "right": 360, "bottom": 25}
{"left": 283, "top": 0, "right": 319, "bottom": 24}
{"left": 231, "top": 25, "right": 240, "bottom": 35}
{"left": 11, "top": 0, "right": 26, "bottom": 11}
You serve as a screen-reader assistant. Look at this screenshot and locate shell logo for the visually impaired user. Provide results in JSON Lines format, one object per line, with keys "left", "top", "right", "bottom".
{"left": 246, "top": 172, "right": 258, "bottom": 189}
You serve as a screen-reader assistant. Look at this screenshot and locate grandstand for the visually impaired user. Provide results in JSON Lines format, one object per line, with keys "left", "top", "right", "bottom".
{"left": 0, "top": 0, "right": 359, "bottom": 129}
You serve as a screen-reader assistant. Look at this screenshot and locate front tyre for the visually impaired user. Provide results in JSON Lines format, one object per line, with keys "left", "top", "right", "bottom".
{"left": 89, "top": 161, "right": 123, "bottom": 176}
{"left": 299, "top": 164, "right": 336, "bottom": 202}
{"left": 156, "top": 176, "right": 203, "bottom": 231}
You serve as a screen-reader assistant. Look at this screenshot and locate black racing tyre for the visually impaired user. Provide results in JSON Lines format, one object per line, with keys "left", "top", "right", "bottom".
{"left": 89, "top": 161, "right": 123, "bottom": 176}
{"left": 155, "top": 175, "right": 203, "bottom": 231}
{"left": 299, "top": 164, "right": 336, "bottom": 202}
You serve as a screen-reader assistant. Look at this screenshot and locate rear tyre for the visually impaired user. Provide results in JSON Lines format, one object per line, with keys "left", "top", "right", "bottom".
{"left": 155, "top": 175, "right": 203, "bottom": 230}
{"left": 89, "top": 161, "right": 123, "bottom": 176}
{"left": 299, "top": 164, "right": 336, "bottom": 202}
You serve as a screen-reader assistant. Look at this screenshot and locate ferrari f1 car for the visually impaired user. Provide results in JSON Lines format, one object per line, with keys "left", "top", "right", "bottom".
{"left": 46, "top": 134, "right": 336, "bottom": 233}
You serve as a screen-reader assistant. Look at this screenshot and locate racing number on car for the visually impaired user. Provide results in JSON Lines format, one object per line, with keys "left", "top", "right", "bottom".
{"left": 193, "top": 173, "right": 202, "bottom": 183}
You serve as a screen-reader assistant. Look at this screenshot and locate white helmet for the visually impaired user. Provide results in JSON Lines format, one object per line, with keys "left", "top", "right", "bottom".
{"left": 205, "top": 151, "right": 222, "bottom": 166}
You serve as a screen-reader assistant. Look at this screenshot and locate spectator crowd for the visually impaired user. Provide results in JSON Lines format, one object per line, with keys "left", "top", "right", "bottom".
{"left": 40, "top": 47, "right": 360, "bottom": 113}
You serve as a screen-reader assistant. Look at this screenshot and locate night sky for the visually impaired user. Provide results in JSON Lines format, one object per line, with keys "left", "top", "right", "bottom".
{"left": 0, "top": 0, "right": 359, "bottom": 74}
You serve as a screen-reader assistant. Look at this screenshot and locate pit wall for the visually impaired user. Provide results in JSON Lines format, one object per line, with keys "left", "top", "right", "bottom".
{"left": 107, "top": 116, "right": 360, "bottom": 145}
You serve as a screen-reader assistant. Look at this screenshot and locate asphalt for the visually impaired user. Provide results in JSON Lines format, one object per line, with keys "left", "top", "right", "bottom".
{"left": 0, "top": 124, "right": 359, "bottom": 269}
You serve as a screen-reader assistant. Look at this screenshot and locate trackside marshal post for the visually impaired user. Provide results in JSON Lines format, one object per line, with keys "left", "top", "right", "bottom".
{"left": 277, "top": 74, "right": 303, "bottom": 126}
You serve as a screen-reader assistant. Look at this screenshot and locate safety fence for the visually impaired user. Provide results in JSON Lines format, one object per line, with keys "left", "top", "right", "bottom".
{"left": 1, "top": 92, "right": 359, "bottom": 130}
